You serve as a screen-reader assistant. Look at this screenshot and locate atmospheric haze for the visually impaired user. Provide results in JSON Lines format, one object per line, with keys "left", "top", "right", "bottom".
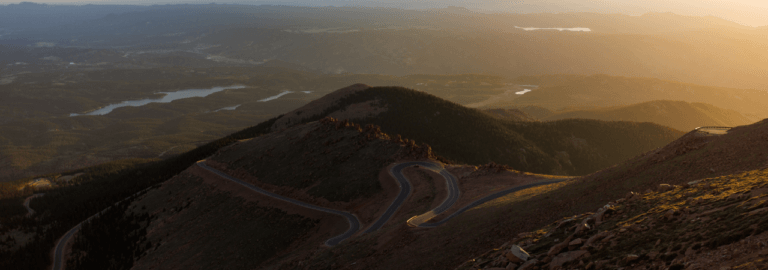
{"left": 1, "top": 0, "right": 767, "bottom": 26}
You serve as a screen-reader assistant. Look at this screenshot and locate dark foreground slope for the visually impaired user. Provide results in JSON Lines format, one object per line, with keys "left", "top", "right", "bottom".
{"left": 272, "top": 84, "right": 685, "bottom": 175}
{"left": 542, "top": 100, "right": 755, "bottom": 131}
{"left": 459, "top": 122, "right": 768, "bottom": 269}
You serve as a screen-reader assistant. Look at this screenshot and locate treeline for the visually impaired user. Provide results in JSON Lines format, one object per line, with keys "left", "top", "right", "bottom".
{"left": 67, "top": 199, "right": 151, "bottom": 270}
{"left": 0, "top": 115, "right": 280, "bottom": 269}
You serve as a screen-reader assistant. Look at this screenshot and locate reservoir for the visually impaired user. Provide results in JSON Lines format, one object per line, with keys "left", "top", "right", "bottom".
{"left": 515, "top": 26, "right": 591, "bottom": 32}
{"left": 70, "top": 85, "right": 246, "bottom": 116}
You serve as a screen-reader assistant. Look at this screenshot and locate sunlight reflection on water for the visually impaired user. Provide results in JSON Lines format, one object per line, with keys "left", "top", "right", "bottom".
{"left": 70, "top": 85, "right": 246, "bottom": 116}
{"left": 515, "top": 26, "right": 591, "bottom": 32}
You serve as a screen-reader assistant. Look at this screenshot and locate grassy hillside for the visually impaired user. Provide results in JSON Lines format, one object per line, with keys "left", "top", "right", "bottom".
{"left": 286, "top": 86, "right": 685, "bottom": 176}
{"left": 542, "top": 100, "right": 755, "bottom": 131}
{"left": 209, "top": 119, "right": 437, "bottom": 202}
{"left": 0, "top": 115, "right": 280, "bottom": 269}
{"left": 66, "top": 173, "right": 318, "bottom": 270}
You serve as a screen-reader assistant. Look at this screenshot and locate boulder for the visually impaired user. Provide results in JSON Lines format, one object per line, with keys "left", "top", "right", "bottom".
{"left": 585, "top": 231, "right": 611, "bottom": 247}
{"left": 569, "top": 238, "right": 584, "bottom": 247}
{"left": 550, "top": 250, "right": 590, "bottom": 270}
{"left": 505, "top": 245, "right": 531, "bottom": 263}
{"left": 658, "top": 184, "right": 673, "bottom": 192}
{"left": 548, "top": 235, "right": 574, "bottom": 256}
{"left": 593, "top": 205, "right": 614, "bottom": 225}
{"left": 626, "top": 254, "right": 639, "bottom": 262}
{"left": 505, "top": 262, "right": 519, "bottom": 270}
{"left": 517, "top": 259, "right": 538, "bottom": 270}
{"left": 664, "top": 209, "right": 678, "bottom": 220}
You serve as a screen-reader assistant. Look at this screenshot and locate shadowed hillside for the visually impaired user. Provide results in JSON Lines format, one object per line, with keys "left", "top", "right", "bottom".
{"left": 483, "top": 108, "right": 538, "bottom": 122}
{"left": 459, "top": 121, "right": 768, "bottom": 269}
{"left": 541, "top": 100, "right": 755, "bottom": 131}
{"left": 273, "top": 84, "right": 685, "bottom": 176}
{"left": 301, "top": 110, "right": 768, "bottom": 270}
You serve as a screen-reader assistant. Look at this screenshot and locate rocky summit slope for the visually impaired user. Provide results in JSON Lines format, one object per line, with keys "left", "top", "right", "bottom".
{"left": 457, "top": 120, "right": 768, "bottom": 270}
{"left": 458, "top": 169, "right": 768, "bottom": 270}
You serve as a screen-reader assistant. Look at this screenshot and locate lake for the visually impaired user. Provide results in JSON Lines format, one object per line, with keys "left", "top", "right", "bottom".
{"left": 70, "top": 85, "right": 246, "bottom": 116}
{"left": 515, "top": 26, "right": 591, "bottom": 32}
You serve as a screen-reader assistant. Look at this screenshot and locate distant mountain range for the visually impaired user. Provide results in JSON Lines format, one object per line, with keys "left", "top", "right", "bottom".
{"left": 506, "top": 75, "right": 768, "bottom": 121}
{"left": 3, "top": 5, "right": 768, "bottom": 89}
{"left": 531, "top": 100, "right": 754, "bottom": 132}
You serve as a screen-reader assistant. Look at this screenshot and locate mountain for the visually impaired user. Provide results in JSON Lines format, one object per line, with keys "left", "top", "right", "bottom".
{"left": 517, "top": 106, "right": 554, "bottom": 119}
{"left": 459, "top": 120, "right": 768, "bottom": 270}
{"left": 64, "top": 117, "right": 440, "bottom": 269}
{"left": 542, "top": 100, "right": 755, "bottom": 131}
{"left": 298, "top": 118, "right": 768, "bottom": 270}
{"left": 0, "top": 84, "right": 685, "bottom": 269}
{"left": 270, "top": 84, "right": 685, "bottom": 175}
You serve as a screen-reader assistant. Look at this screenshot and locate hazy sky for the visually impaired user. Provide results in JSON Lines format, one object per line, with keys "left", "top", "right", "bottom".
{"left": 2, "top": 0, "right": 767, "bottom": 26}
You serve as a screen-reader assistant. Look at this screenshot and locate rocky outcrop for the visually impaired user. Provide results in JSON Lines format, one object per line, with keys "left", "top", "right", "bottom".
{"left": 456, "top": 168, "right": 768, "bottom": 270}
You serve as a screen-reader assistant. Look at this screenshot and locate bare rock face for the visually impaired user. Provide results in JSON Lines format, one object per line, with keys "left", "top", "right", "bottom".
{"left": 505, "top": 245, "right": 530, "bottom": 263}
{"left": 549, "top": 250, "right": 590, "bottom": 270}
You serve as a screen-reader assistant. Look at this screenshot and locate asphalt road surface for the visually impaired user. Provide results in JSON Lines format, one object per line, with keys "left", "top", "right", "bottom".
{"left": 196, "top": 160, "right": 360, "bottom": 246}
{"left": 52, "top": 223, "right": 83, "bottom": 270}
{"left": 399, "top": 162, "right": 461, "bottom": 227}
{"left": 364, "top": 161, "right": 458, "bottom": 233}
{"left": 416, "top": 179, "right": 569, "bottom": 228}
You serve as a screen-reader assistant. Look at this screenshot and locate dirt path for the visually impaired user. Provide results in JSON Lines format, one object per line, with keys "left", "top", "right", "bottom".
{"left": 23, "top": 193, "right": 44, "bottom": 217}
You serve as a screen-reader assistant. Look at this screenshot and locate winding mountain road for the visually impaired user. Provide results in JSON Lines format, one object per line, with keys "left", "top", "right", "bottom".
{"left": 364, "top": 161, "right": 459, "bottom": 232}
{"left": 415, "top": 179, "right": 569, "bottom": 227}
{"left": 370, "top": 161, "right": 569, "bottom": 229}
{"left": 51, "top": 160, "right": 568, "bottom": 269}
{"left": 196, "top": 160, "right": 360, "bottom": 246}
